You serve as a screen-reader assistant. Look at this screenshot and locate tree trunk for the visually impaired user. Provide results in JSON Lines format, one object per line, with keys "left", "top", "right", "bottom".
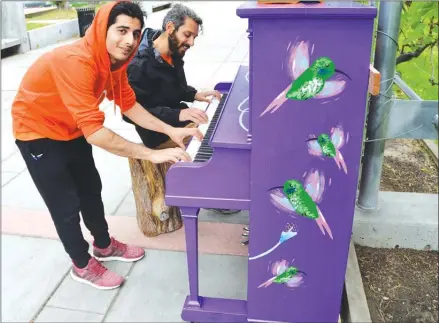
{"left": 128, "top": 157, "right": 183, "bottom": 237}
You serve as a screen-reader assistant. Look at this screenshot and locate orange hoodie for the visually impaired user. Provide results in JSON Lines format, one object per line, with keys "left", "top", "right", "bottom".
{"left": 11, "top": 1, "right": 139, "bottom": 141}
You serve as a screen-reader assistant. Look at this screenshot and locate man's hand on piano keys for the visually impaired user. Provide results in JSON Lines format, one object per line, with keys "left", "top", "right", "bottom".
{"left": 167, "top": 126, "right": 204, "bottom": 150}
{"left": 179, "top": 108, "right": 208, "bottom": 125}
{"left": 194, "top": 90, "right": 221, "bottom": 103}
{"left": 148, "top": 147, "right": 191, "bottom": 164}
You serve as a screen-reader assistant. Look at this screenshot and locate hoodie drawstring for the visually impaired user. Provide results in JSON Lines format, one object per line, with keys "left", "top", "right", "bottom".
{"left": 108, "top": 67, "right": 120, "bottom": 115}
{"left": 119, "top": 75, "right": 122, "bottom": 113}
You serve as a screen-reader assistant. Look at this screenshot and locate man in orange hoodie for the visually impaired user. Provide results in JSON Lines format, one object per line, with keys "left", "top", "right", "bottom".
{"left": 11, "top": 0, "right": 202, "bottom": 290}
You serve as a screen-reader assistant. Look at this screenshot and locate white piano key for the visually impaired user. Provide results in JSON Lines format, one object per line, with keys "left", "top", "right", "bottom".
{"left": 191, "top": 100, "right": 209, "bottom": 111}
{"left": 186, "top": 97, "right": 220, "bottom": 161}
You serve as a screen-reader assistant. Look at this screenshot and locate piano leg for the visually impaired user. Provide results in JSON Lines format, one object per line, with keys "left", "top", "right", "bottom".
{"left": 180, "top": 207, "right": 248, "bottom": 323}
{"left": 181, "top": 207, "right": 201, "bottom": 308}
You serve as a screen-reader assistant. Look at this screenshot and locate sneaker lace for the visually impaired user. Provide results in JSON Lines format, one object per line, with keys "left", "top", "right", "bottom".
{"left": 112, "top": 239, "right": 128, "bottom": 253}
{"left": 89, "top": 260, "right": 107, "bottom": 277}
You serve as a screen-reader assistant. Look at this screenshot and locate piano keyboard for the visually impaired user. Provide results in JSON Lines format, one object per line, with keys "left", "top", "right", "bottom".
{"left": 186, "top": 93, "right": 228, "bottom": 162}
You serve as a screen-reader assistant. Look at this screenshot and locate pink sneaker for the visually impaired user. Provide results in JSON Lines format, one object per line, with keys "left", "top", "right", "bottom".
{"left": 93, "top": 237, "right": 145, "bottom": 262}
{"left": 70, "top": 257, "right": 124, "bottom": 290}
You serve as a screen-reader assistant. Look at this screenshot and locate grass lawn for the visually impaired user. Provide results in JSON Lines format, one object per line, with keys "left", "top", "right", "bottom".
{"left": 26, "top": 3, "right": 108, "bottom": 21}
{"left": 26, "top": 22, "right": 53, "bottom": 30}
{"left": 27, "top": 8, "right": 79, "bottom": 21}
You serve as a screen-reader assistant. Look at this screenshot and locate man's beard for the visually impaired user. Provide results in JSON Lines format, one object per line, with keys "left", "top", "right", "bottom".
{"left": 168, "top": 31, "right": 186, "bottom": 57}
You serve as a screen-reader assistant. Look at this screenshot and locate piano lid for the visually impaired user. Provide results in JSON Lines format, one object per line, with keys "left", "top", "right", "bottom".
{"left": 210, "top": 65, "right": 251, "bottom": 150}
{"left": 236, "top": 1, "right": 377, "bottom": 19}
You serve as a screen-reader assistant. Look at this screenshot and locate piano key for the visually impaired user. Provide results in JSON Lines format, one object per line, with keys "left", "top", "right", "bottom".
{"left": 187, "top": 93, "right": 228, "bottom": 162}
{"left": 192, "top": 94, "right": 228, "bottom": 162}
{"left": 185, "top": 96, "right": 221, "bottom": 159}
{"left": 191, "top": 99, "right": 209, "bottom": 111}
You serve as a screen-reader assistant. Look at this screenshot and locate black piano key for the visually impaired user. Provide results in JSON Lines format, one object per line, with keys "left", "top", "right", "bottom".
{"left": 193, "top": 93, "right": 228, "bottom": 163}
{"left": 194, "top": 155, "right": 211, "bottom": 162}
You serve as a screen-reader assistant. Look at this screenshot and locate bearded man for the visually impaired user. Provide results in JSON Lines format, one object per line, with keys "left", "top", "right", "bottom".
{"left": 124, "top": 4, "right": 239, "bottom": 229}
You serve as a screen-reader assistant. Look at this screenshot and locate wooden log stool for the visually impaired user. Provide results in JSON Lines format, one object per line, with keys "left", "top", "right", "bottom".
{"left": 128, "top": 124, "right": 195, "bottom": 237}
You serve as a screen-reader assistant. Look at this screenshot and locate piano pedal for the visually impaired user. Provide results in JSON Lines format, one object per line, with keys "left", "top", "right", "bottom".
{"left": 243, "top": 226, "right": 249, "bottom": 232}
{"left": 241, "top": 231, "right": 249, "bottom": 237}
{"left": 241, "top": 238, "right": 249, "bottom": 246}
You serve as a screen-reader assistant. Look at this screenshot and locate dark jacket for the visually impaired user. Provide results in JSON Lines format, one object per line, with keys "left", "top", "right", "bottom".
{"left": 124, "top": 28, "right": 197, "bottom": 148}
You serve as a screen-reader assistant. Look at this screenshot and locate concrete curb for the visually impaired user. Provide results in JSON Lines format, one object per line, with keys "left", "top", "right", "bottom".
{"left": 342, "top": 241, "right": 372, "bottom": 323}
{"left": 421, "top": 139, "right": 438, "bottom": 167}
{"left": 353, "top": 191, "right": 438, "bottom": 251}
{"left": 27, "top": 19, "right": 79, "bottom": 50}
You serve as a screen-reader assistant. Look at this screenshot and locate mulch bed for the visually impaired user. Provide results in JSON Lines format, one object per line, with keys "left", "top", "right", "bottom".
{"left": 355, "top": 138, "right": 438, "bottom": 323}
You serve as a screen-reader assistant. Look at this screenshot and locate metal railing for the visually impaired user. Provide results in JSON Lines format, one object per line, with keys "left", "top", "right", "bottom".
{"left": 356, "top": 1, "right": 438, "bottom": 211}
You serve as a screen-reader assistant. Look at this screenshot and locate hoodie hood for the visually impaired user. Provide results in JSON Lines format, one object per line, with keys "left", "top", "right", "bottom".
{"left": 83, "top": 0, "right": 142, "bottom": 114}
{"left": 84, "top": 0, "right": 141, "bottom": 74}
{"left": 135, "top": 27, "right": 185, "bottom": 66}
{"left": 138, "top": 27, "right": 161, "bottom": 52}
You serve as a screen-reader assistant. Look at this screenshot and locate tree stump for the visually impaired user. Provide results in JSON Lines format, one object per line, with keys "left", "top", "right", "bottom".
{"left": 128, "top": 157, "right": 183, "bottom": 237}
{"left": 127, "top": 124, "right": 195, "bottom": 237}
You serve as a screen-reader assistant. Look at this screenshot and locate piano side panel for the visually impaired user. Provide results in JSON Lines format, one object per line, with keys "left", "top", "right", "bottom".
{"left": 244, "top": 9, "right": 376, "bottom": 323}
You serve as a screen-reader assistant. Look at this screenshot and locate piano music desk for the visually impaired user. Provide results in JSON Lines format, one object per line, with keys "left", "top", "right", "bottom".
{"left": 165, "top": 1, "right": 377, "bottom": 322}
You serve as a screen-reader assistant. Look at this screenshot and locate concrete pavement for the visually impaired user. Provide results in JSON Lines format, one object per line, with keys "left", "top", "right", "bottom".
{"left": 2, "top": 2, "right": 250, "bottom": 322}
{"left": 2, "top": 234, "right": 248, "bottom": 322}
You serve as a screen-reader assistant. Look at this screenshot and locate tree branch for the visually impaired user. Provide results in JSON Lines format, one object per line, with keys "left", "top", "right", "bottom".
{"left": 396, "top": 42, "right": 436, "bottom": 65}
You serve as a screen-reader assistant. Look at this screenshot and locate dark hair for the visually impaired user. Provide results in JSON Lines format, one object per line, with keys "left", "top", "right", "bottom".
{"left": 107, "top": 1, "right": 145, "bottom": 30}
{"left": 161, "top": 3, "right": 203, "bottom": 32}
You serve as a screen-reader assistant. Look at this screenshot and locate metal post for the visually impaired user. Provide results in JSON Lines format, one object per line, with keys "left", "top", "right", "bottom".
{"left": 357, "top": 1, "right": 403, "bottom": 211}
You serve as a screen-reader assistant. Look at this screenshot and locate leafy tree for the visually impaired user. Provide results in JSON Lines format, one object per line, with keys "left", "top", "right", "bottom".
{"left": 398, "top": 1, "right": 438, "bottom": 86}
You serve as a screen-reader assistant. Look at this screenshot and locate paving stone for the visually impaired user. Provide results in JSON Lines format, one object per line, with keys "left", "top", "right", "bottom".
{"left": 1, "top": 170, "right": 47, "bottom": 209}
{"left": 2, "top": 151, "right": 27, "bottom": 173}
{"left": 35, "top": 307, "right": 103, "bottom": 322}
{"left": 113, "top": 191, "right": 136, "bottom": 217}
{"left": 2, "top": 171, "right": 20, "bottom": 187}
{"left": 104, "top": 250, "right": 247, "bottom": 322}
{"left": 1, "top": 235, "right": 71, "bottom": 322}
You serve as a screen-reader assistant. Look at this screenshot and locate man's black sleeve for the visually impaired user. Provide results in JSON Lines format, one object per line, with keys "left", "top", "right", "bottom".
{"left": 182, "top": 85, "right": 197, "bottom": 102}
{"left": 127, "top": 62, "right": 181, "bottom": 125}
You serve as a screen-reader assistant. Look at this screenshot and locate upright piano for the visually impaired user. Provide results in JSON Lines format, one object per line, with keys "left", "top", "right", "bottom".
{"left": 165, "top": 1, "right": 377, "bottom": 322}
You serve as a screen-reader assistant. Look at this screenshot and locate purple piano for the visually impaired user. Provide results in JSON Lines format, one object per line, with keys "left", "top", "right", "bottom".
{"left": 165, "top": 1, "right": 377, "bottom": 322}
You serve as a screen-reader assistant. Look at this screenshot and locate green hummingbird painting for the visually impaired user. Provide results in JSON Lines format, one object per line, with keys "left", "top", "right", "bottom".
{"left": 268, "top": 169, "right": 333, "bottom": 239}
{"left": 306, "top": 124, "right": 349, "bottom": 174}
{"left": 260, "top": 40, "right": 351, "bottom": 117}
{"left": 258, "top": 259, "right": 306, "bottom": 289}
